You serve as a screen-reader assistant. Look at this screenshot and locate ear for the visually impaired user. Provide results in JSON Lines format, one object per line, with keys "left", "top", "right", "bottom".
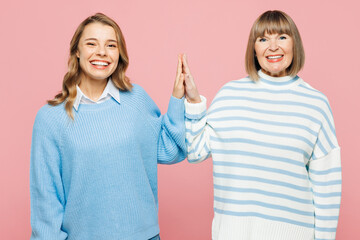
{"left": 76, "top": 50, "right": 80, "bottom": 58}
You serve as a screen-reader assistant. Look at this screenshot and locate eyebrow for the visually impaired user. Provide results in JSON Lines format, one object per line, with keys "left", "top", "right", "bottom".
{"left": 84, "top": 38, "right": 117, "bottom": 42}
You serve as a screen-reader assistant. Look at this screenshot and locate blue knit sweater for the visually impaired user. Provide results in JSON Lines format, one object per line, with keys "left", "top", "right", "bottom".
{"left": 30, "top": 84, "right": 186, "bottom": 240}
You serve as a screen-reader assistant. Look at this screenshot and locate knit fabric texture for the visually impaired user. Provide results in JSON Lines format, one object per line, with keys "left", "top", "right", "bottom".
{"left": 30, "top": 84, "right": 186, "bottom": 240}
{"left": 185, "top": 72, "right": 341, "bottom": 240}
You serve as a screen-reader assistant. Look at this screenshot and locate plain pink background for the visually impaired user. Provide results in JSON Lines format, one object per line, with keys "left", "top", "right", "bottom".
{"left": 1, "top": 0, "right": 359, "bottom": 239}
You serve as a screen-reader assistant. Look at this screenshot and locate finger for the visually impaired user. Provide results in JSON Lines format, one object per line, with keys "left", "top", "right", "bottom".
{"left": 174, "top": 54, "right": 183, "bottom": 88}
{"left": 176, "top": 54, "right": 183, "bottom": 80}
{"left": 176, "top": 73, "right": 185, "bottom": 89}
{"left": 172, "top": 73, "right": 185, "bottom": 99}
{"left": 179, "top": 73, "right": 185, "bottom": 85}
{"left": 182, "top": 54, "right": 191, "bottom": 74}
{"left": 185, "top": 73, "right": 195, "bottom": 88}
{"left": 176, "top": 74, "right": 185, "bottom": 94}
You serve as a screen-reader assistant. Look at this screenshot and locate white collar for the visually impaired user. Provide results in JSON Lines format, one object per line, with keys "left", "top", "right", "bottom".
{"left": 256, "top": 70, "right": 302, "bottom": 89}
{"left": 73, "top": 79, "right": 120, "bottom": 111}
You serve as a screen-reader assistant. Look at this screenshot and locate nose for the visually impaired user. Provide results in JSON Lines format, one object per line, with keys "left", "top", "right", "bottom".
{"left": 269, "top": 39, "right": 279, "bottom": 51}
{"left": 96, "top": 45, "right": 107, "bottom": 56}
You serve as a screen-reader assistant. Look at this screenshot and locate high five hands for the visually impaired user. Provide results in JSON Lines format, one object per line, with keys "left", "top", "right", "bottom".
{"left": 172, "top": 54, "right": 202, "bottom": 103}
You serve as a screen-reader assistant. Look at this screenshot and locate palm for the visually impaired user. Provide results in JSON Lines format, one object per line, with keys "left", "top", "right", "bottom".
{"left": 182, "top": 54, "right": 201, "bottom": 103}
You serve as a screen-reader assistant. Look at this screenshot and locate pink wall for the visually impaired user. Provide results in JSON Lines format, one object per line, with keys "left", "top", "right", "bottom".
{"left": 1, "top": 0, "right": 358, "bottom": 239}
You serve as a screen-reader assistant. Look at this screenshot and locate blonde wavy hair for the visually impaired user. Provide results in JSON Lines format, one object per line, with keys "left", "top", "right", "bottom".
{"left": 48, "top": 13, "right": 132, "bottom": 119}
{"left": 245, "top": 10, "right": 305, "bottom": 81}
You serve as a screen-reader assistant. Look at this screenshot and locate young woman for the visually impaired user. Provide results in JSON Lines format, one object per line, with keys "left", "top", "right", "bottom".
{"left": 183, "top": 10, "right": 341, "bottom": 240}
{"left": 30, "top": 13, "right": 187, "bottom": 240}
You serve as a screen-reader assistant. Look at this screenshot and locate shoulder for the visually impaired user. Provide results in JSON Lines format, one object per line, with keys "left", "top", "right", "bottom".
{"left": 35, "top": 103, "right": 65, "bottom": 121}
{"left": 130, "top": 83, "right": 146, "bottom": 94}
{"left": 33, "top": 103, "right": 68, "bottom": 133}
{"left": 120, "top": 83, "right": 160, "bottom": 116}
{"left": 298, "top": 80, "right": 329, "bottom": 99}
{"left": 215, "top": 77, "right": 253, "bottom": 98}
{"left": 296, "top": 80, "right": 333, "bottom": 111}
{"left": 121, "top": 83, "right": 151, "bottom": 100}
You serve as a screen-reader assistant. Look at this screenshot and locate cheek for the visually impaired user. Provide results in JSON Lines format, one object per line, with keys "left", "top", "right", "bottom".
{"left": 79, "top": 55, "right": 89, "bottom": 68}
{"left": 254, "top": 45, "right": 261, "bottom": 57}
{"left": 286, "top": 49, "right": 294, "bottom": 65}
{"left": 111, "top": 61, "right": 119, "bottom": 72}
{"left": 111, "top": 52, "right": 120, "bottom": 67}
{"left": 285, "top": 41, "right": 294, "bottom": 57}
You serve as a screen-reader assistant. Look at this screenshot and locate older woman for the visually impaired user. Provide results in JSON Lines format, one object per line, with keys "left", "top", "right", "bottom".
{"left": 30, "top": 13, "right": 186, "bottom": 240}
{"left": 183, "top": 10, "right": 341, "bottom": 240}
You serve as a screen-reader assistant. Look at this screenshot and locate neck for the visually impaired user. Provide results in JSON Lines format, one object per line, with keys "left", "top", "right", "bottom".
{"left": 260, "top": 69, "right": 287, "bottom": 78}
{"left": 78, "top": 75, "right": 108, "bottom": 101}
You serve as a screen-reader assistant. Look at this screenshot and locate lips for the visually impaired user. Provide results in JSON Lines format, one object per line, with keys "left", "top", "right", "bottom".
{"left": 266, "top": 55, "right": 284, "bottom": 63}
{"left": 90, "top": 60, "right": 110, "bottom": 69}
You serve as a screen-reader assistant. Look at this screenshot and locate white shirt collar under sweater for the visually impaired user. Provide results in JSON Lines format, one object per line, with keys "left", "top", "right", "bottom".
{"left": 73, "top": 79, "right": 120, "bottom": 111}
{"left": 256, "top": 70, "right": 303, "bottom": 89}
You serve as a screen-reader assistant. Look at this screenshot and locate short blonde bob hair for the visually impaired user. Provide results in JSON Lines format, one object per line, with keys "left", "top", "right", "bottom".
{"left": 48, "top": 13, "right": 132, "bottom": 119}
{"left": 245, "top": 10, "right": 305, "bottom": 81}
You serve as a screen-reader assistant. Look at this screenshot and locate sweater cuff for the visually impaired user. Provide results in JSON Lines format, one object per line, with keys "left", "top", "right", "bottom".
{"left": 184, "top": 95, "right": 207, "bottom": 120}
{"left": 167, "top": 95, "right": 185, "bottom": 122}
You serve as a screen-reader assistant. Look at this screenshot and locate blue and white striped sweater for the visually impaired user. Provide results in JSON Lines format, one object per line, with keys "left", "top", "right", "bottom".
{"left": 185, "top": 72, "right": 341, "bottom": 240}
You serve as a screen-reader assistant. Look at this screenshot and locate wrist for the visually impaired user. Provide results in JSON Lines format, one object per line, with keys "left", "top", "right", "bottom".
{"left": 187, "top": 96, "right": 202, "bottom": 103}
{"left": 172, "top": 92, "right": 184, "bottom": 99}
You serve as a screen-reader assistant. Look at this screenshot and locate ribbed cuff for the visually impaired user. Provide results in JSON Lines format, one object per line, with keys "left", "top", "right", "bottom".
{"left": 184, "top": 95, "right": 207, "bottom": 119}
{"left": 167, "top": 96, "right": 185, "bottom": 122}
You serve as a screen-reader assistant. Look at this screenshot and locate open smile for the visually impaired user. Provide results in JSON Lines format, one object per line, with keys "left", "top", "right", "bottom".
{"left": 266, "top": 55, "right": 284, "bottom": 63}
{"left": 90, "top": 60, "right": 110, "bottom": 69}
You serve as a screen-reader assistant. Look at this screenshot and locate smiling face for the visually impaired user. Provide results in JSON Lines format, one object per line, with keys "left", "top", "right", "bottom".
{"left": 76, "top": 22, "right": 119, "bottom": 83}
{"left": 254, "top": 32, "right": 294, "bottom": 77}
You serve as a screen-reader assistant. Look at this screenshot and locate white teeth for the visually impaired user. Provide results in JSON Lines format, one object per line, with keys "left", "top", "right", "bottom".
{"left": 91, "top": 61, "right": 109, "bottom": 66}
{"left": 267, "top": 55, "right": 283, "bottom": 59}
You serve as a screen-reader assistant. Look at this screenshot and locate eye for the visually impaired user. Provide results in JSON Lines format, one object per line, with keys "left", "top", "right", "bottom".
{"left": 108, "top": 44, "right": 117, "bottom": 48}
{"left": 279, "top": 35, "right": 287, "bottom": 40}
{"left": 86, "top": 42, "right": 96, "bottom": 46}
{"left": 258, "top": 38, "right": 267, "bottom": 42}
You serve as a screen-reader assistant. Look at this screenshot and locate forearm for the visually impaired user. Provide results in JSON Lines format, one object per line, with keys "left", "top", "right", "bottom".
{"left": 309, "top": 148, "right": 341, "bottom": 240}
{"left": 157, "top": 96, "right": 187, "bottom": 164}
{"left": 185, "top": 96, "right": 211, "bottom": 163}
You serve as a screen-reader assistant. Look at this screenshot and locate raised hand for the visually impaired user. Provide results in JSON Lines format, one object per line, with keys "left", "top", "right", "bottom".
{"left": 182, "top": 54, "right": 201, "bottom": 103}
{"left": 172, "top": 54, "right": 185, "bottom": 99}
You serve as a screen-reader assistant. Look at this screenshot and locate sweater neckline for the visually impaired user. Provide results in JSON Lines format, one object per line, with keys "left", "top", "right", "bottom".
{"left": 256, "top": 70, "right": 302, "bottom": 89}
{"left": 75, "top": 97, "right": 119, "bottom": 112}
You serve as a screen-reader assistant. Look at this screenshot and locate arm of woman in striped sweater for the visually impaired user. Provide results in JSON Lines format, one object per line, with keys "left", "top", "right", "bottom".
{"left": 182, "top": 54, "right": 212, "bottom": 163}
{"left": 185, "top": 96, "right": 212, "bottom": 163}
{"left": 308, "top": 101, "right": 341, "bottom": 240}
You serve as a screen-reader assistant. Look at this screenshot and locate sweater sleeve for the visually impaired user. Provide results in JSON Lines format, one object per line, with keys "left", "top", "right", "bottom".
{"left": 308, "top": 105, "right": 341, "bottom": 240}
{"left": 185, "top": 95, "right": 212, "bottom": 163}
{"left": 30, "top": 107, "right": 67, "bottom": 240}
{"left": 157, "top": 96, "right": 187, "bottom": 164}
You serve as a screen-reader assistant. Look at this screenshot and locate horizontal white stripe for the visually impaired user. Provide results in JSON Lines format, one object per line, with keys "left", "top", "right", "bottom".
{"left": 214, "top": 200, "right": 314, "bottom": 225}
{"left": 214, "top": 189, "right": 313, "bottom": 213}
{"left": 210, "top": 135, "right": 312, "bottom": 160}
{"left": 315, "top": 219, "right": 338, "bottom": 228}
{"left": 214, "top": 176, "right": 312, "bottom": 198}
{"left": 313, "top": 196, "right": 341, "bottom": 205}
{"left": 312, "top": 184, "right": 342, "bottom": 194}
{"left": 309, "top": 172, "right": 341, "bottom": 183}
{"left": 210, "top": 142, "right": 307, "bottom": 166}
{"left": 214, "top": 165, "right": 309, "bottom": 187}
